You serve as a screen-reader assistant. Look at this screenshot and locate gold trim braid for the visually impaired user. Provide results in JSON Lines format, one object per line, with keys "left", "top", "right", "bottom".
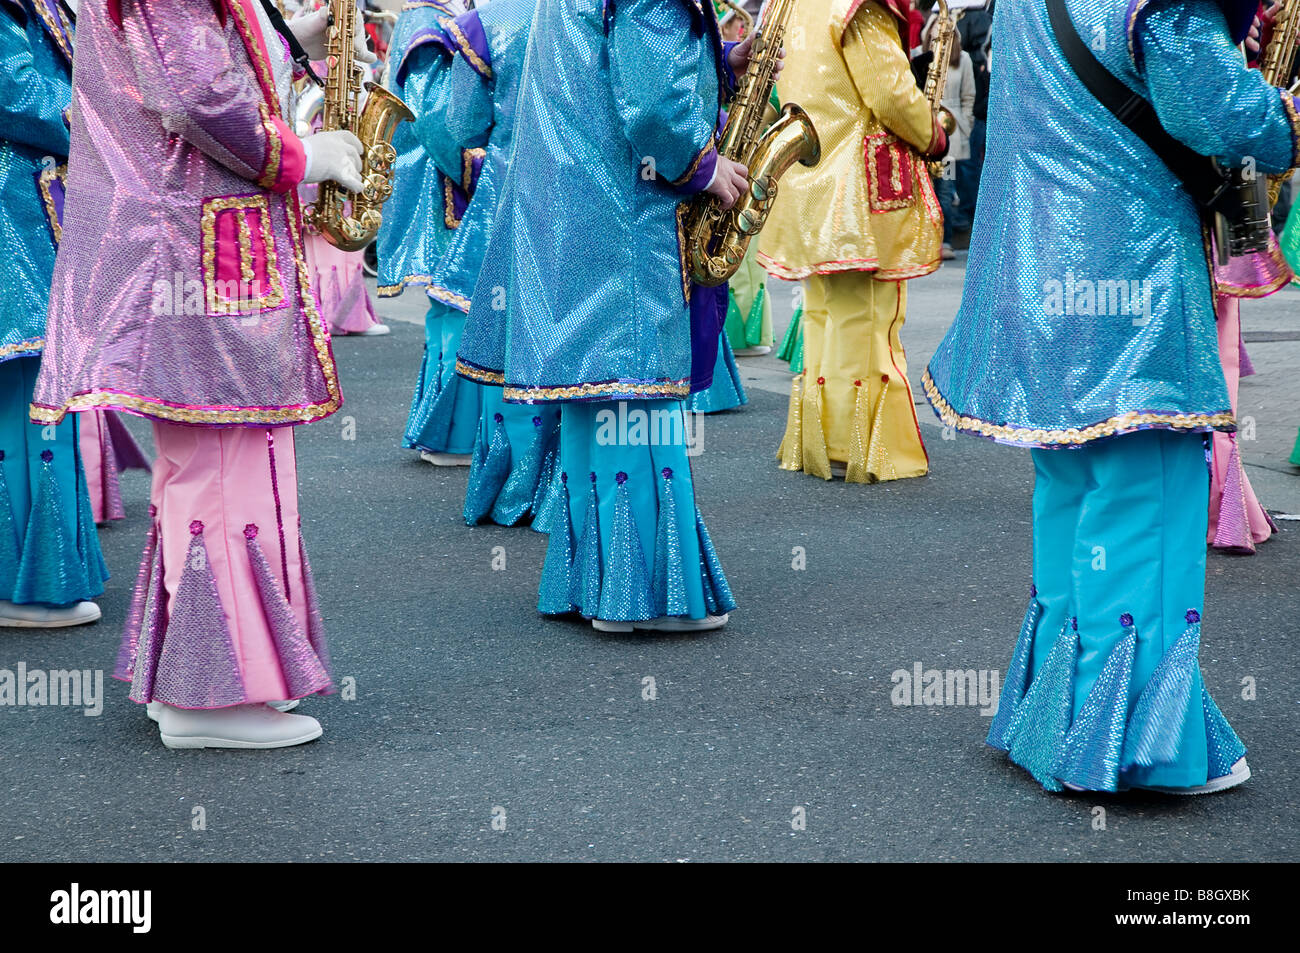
{"left": 921, "top": 368, "right": 1235, "bottom": 447}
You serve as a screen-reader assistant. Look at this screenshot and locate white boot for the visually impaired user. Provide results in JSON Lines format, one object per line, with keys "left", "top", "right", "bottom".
{"left": 592, "top": 613, "right": 729, "bottom": 633}
{"left": 0, "top": 600, "right": 101, "bottom": 628}
{"left": 734, "top": 345, "right": 772, "bottom": 357}
{"left": 156, "top": 703, "right": 322, "bottom": 749}
{"left": 146, "top": 698, "right": 299, "bottom": 722}
{"left": 420, "top": 451, "right": 472, "bottom": 467}
{"left": 356, "top": 323, "right": 391, "bottom": 336}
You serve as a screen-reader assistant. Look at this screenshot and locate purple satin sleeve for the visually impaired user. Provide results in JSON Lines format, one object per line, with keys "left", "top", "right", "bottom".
{"left": 721, "top": 39, "right": 739, "bottom": 93}
{"left": 396, "top": 25, "right": 456, "bottom": 87}
{"left": 448, "top": 9, "right": 492, "bottom": 79}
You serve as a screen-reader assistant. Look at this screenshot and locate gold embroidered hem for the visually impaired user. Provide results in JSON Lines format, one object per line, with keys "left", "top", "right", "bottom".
{"left": 921, "top": 368, "right": 1238, "bottom": 447}
{"left": 456, "top": 359, "right": 505, "bottom": 385}
{"left": 30, "top": 391, "right": 340, "bottom": 428}
{"left": 428, "top": 284, "right": 472, "bottom": 312}
{"left": 0, "top": 340, "right": 45, "bottom": 362}
{"left": 503, "top": 378, "right": 691, "bottom": 404}
{"left": 758, "top": 252, "right": 940, "bottom": 283}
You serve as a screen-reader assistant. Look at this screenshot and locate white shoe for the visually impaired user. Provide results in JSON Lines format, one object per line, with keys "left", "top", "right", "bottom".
{"left": 156, "top": 703, "right": 322, "bottom": 749}
{"left": 356, "top": 323, "right": 391, "bottom": 336}
{"left": 592, "top": 613, "right": 729, "bottom": 633}
{"left": 420, "top": 451, "right": 472, "bottom": 467}
{"left": 1135, "top": 757, "right": 1251, "bottom": 796}
{"left": 734, "top": 345, "right": 773, "bottom": 357}
{"left": 147, "top": 698, "right": 299, "bottom": 722}
{"left": 0, "top": 600, "right": 101, "bottom": 628}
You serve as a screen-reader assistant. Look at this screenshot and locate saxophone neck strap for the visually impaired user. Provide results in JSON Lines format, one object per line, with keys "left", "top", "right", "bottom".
{"left": 259, "top": 0, "right": 326, "bottom": 88}
{"left": 1044, "top": 0, "right": 1234, "bottom": 216}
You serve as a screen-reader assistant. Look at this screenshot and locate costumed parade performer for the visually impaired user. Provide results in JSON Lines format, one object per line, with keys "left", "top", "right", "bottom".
{"left": 760, "top": 0, "right": 947, "bottom": 484}
{"left": 377, "top": 0, "right": 482, "bottom": 466}
{"left": 0, "top": 0, "right": 107, "bottom": 628}
{"left": 924, "top": 0, "right": 1299, "bottom": 793}
{"left": 32, "top": 0, "right": 372, "bottom": 747}
{"left": 460, "top": 0, "right": 753, "bottom": 632}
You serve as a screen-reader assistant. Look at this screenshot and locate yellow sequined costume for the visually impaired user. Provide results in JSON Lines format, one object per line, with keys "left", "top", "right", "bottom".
{"left": 760, "top": 0, "right": 943, "bottom": 482}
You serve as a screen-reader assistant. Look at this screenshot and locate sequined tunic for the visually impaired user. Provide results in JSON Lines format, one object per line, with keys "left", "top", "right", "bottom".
{"left": 758, "top": 0, "right": 943, "bottom": 281}
{"left": 0, "top": 0, "right": 74, "bottom": 363}
{"left": 425, "top": 0, "right": 534, "bottom": 314}
{"left": 375, "top": 0, "right": 470, "bottom": 298}
{"left": 460, "top": 0, "right": 728, "bottom": 403}
{"left": 924, "top": 0, "right": 1300, "bottom": 449}
{"left": 31, "top": 0, "right": 335, "bottom": 428}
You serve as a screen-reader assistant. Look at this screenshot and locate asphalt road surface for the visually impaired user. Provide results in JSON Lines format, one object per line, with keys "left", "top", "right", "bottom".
{"left": 2, "top": 259, "right": 1297, "bottom": 862}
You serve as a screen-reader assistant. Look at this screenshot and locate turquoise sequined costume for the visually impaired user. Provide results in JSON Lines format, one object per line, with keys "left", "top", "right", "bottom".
{"left": 0, "top": 0, "right": 106, "bottom": 609}
{"left": 463, "top": 0, "right": 737, "bottom": 625}
{"left": 427, "top": 0, "right": 564, "bottom": 528}
{"left": 929, "top": 0, "right": 1298, "bottom": 793}
{"left": 377, "top": 0, "right": 482, "bottom": 455}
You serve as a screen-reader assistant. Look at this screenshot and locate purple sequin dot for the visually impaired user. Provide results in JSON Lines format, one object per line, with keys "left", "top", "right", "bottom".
{"left": 589, "top": 472, "right": 597, "bottom": 483}
{"left": 1185, "top": 609, "right": 1201, "bottom": 624}
{"left": 243, "top": 523, "right": 259, "bottom": 540}
{"left": 1029, "top": 584, "right": 1037, "bottom": 598}
{"left": 494, "top": 413, "right": 504, "bottom": 423}
{"left": 189, "top": 519, "right": 204, "bottom": 535}
{"left": 662, "top": 467, "right": 673, "bottom": 479}
{"left": 1071, "top": 617, "right": 1078, "bottom": 632}
{"left": 0, "top": 450, "right": 6, "bottom": 461}
{"left": 616, "top": 471, "right": 628, "bottom": 485}
{"left": 1119, "top": 613, "right": 1134, "bottom": 627}
{"left": 40, "top": 449, "right": 53, "bottom": 463}
{"left": 532, "top": 416, "right": 542, "bottom": 426}
{"left": 560, "top": 471, "right": 568, "bottom": 484}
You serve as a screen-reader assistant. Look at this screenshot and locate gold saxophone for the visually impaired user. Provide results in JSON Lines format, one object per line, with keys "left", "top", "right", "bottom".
{"left": 923, "top": 0, "right": 959, "bottom": 176}
{"left": 308, "top": 0, "right": 414, "bottom": 251}
{"left": 684, "top": 0, "right": 821, "bottom": 286}
{"left": 1262, "top": 2, "right": 1300, "bottom": 206}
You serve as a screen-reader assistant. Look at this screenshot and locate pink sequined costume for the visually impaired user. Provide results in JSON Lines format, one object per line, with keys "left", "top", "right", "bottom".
{"left": 78, "top": 410, "right": 152, "bottom": 524}
{"left": 1209, "top": 241, "right": 1285, "bottom": 554}
{"left": 33, "top": 0, "right": 336, "bottom": 707}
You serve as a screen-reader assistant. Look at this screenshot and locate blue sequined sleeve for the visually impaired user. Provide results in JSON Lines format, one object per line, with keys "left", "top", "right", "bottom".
{"left": 608, "top": 0, "right": 715, "bottom": 183}
{"left": 406, "top": 42, "right": 458, "bottom": 166}
{"left": 1139, "top": 1, "right": 1299, "bottom": 173}
{"left": 0, "top": 9, "right": 70, "bottom": 157}
{"left": 443, "top": 50, "right": 493, "bottom": 158}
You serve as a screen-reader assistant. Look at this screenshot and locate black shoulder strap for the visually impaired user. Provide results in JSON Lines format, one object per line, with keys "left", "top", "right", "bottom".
{"left": 260, "top": 0, "right": 325, "bottom": 88}
{"left": 1045, "top": 0, "right": 1229, "bottom": 213}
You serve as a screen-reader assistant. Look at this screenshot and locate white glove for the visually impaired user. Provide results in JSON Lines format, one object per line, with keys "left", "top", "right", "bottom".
{"left": 302, "top": 130, "right": 365, "bottom": 192}
{"left": 290, "top": 8, "right": 378, "bottom": 64}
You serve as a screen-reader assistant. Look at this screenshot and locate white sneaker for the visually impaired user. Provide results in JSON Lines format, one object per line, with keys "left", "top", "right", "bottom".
{"left": 1136, "top": 757, "right": 1251, "bottom": 796}
{"left": 734, "top": 345, "right": 773, "bottom": 357}
{"left": 592, "top": 613, "right": 729, "bottom": 633}
{"left": 420, "top": 451, "right": 472, "bottom": 467}
{"left": 156, "top": 703, "right": 322, "bottom": 749}
{"left": 0, "top": 600, "right": 101, "bottom": 628}
{"left": 356, "top": 323, "right": 391, "bottom": 336}
{"left": 147, "top": 698, "right": 299, "bottom": 722}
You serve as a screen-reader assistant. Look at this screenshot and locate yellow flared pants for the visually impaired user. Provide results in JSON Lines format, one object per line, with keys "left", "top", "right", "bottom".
{"left": 777, "top": 271, "right": 928, "bottom": 482}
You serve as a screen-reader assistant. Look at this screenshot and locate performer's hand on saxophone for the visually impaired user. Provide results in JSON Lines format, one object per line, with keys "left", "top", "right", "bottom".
{"left": 707, "top": 157, "right": 750, "bottom": 210}
{"left": 728, "top": 30, "right": 786, "bottom": 81}
{"left": 290, "top": 6, "right": 378, "bottom": 64}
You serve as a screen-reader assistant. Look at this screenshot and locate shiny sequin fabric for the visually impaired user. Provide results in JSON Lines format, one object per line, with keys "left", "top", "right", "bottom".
{"left": 0, "top": 0, "right": 73, "bottom": 362}
{"left": 924, "top": 0, "right": 1300, "bottom": 449}
{"left": 375, "top": 0, "right": 466, "bottom": 298}
{"left": 757, "top": 0, "right": 942, "bottom": 281}
{"left": 427, "top": 0, "right": 533, "bottom": 313}
{"left": 461, "top": 0, "right": 726, "bottom": 402}
{"left": 31, "top": 0, "right": 338, "bottom": 428}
